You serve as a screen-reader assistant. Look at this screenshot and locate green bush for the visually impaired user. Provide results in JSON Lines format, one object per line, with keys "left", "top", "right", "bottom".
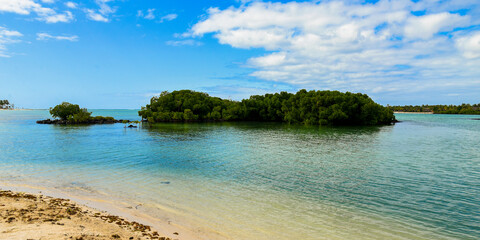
{"left": 50, "top": 102, "right": 81, "bottom": 120}
{"left": 72, "top": 109, "right": 92, "bottom": 123}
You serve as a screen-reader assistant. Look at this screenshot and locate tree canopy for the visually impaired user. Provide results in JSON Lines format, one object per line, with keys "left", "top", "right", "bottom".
{"left": 139, "top": 90, "right": 395, "bottom": 125}
{"left": 0, "top": 100, "right": 12, "bottom": 109}
{"left": 50, "top": 102, "right": 83, "bottom": 120}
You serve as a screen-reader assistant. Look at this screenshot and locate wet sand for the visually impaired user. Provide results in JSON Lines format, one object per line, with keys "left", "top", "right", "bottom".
{"left": 0, "top": 189, "right": 177, "bottom": 240}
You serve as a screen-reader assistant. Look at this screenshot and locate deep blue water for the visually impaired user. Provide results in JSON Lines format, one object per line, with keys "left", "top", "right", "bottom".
{"left": 0, "top": 110, "right": 479, "bottom": 239}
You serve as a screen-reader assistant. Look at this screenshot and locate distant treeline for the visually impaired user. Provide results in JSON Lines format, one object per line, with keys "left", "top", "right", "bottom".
{"left": 139, "top": 90, "right": 395, "bottom": 125}
{"left": 389, "top": 104, "right": 480, "bottom": 114}
{"left": 0, "top": 100, "right": 13, "bottom": 109}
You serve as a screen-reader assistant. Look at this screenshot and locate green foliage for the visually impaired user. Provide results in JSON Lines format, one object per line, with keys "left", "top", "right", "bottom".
{"left": 139, "top": 90, "right": 395, "bottom": 126}
{"left": 388, "top": 104, "right": 480, "bottom": 114}
{"left": 50, "top": 102, "right": 81, "bottom": 120}
{"left": 92, "top": 116, "right": 115, "bottom": 121}
{"left": 71, "top": 108, "right": 92, "bottom": 123}
{"left": 49, "top": 102, "right": 115, "bottom": 124}
{"left": 0, "top": 99, "right": 12, "bottom": 109}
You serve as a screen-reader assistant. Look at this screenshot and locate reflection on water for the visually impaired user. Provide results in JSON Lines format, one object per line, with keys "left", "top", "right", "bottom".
{"left": 0, "top": 110, "right": 479, "bottom": 240}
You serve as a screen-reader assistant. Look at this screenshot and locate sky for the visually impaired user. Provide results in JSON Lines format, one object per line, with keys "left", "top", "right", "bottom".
{"left": 0, "top": 0, "right": 479, "bottom": 109}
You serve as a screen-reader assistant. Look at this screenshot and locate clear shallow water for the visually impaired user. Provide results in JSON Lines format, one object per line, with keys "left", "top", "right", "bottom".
{"left": 0, "top": 110, "right": 479, "bottom": 239}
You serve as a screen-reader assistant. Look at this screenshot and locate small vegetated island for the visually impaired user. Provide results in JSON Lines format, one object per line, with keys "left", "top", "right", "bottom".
{"left": 0, "top": 99, "right": 13, "bottom": 109}
{"left": 139, "top": 90, "right": 395, "bottom": 125}
{"left": 389, "top": 104, "right": 480, "bottom": 114}
{"left": 37, "top": 102, "right": 124, "bottom": 124}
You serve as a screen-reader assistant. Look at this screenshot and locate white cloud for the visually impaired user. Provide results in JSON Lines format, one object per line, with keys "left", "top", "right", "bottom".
{"left": 65, "top": 1, "right": 77, "bottom": 9}
{"left": 36, "top": 32, "right": 78, "bottom": 41}
{"left": 96, "top": 0, "right": 114, "bottom": 15}
{"left": 248, "top": 52, "right": 286, "bottom": 67}
{"left": 85, "top": 0, "right": 115, "bottom": 22}
{"left": 138, "top": 10, "right": 176, "bottom": 22}
{"left": 190, "top": 0, "right": 480, "bottom": 97}
{"left": 215, "top": 28, "right": 292, "bottom": 49}
{"left": 0, "top": 0, "right": 74, "bottom": 23}
{"left": 0, "top": 0, "right": 39, "bottom": 14}
{"left": 166, "top": 39, "right": 202, "bottom": 47}
{"left": 0, "top": 26, "right": 22, "bottom": 57}
{"left": 86, "top": 9, "right": 108, "bottom": 22}
{"left": 145, "top": 8, "right": 155, "bottom": 20}
{"left": 456, "top": 32, "right": 480, "bottom": 59}
{"left": 0, "top": 28, "right": 22, "bottom": 37}
{"left": 160, "top": 13, "right": 177, "bottom": 22}
{"left": 41, "top": 0, "right": 54, "bottom": 3}
{"left": 404, "top": 12, "right": 470, "bottom": 40}
{"left": 42, "top": 10, "right": 73, "bottom": 23}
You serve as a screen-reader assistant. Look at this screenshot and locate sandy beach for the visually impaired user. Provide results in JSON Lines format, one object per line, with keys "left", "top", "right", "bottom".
{"left": 0, "top": 189, "right": 176, "bottom": 240}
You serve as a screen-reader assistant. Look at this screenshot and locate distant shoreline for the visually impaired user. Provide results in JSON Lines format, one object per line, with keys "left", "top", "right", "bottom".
{"left": 0, "top": 109, "right": 40, "bottom": 111}
{"left": 394, "top": 112, "right": 433, "bottom": 114}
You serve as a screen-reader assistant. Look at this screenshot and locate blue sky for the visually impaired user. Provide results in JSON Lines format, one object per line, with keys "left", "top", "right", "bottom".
{"left": 0, "top": 0, "right": 479, "bottom": 109}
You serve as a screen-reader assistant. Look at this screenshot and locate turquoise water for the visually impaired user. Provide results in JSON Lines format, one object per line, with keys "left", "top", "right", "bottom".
{"left": 0, "top": 110, "right": 479, "bottom": 239}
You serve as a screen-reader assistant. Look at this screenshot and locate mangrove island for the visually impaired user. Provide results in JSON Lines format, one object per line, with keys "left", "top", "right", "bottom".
{"left": 37, "top": 102, "right": 124, "bottom": 124}
{"left": 0, "top": 100, "right": 13, "bottom": 109}
{"left": 139, "top": 90, "right": 396, "bottom": 125}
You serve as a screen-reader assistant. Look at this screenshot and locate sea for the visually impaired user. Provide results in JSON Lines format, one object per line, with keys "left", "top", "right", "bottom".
{"left": 0, "top": 110, "right": 479, "bottom": 240}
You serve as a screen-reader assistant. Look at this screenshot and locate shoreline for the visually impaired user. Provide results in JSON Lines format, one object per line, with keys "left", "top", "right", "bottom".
{"left": 0, "top": 189, "right": 167, "bottom": 240}
{"left": 0, "top": 183, "right": 199, "bottom": 240}
{"left": 394, "top": 111, "right": 433, "bottom": 114}
{"left": 0, "top": 109, "right": 40, "bottom": 111}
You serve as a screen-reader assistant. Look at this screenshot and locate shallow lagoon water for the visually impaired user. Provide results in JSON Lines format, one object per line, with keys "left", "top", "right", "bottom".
{"left": 0, "top": 110, "right": 479, "bottom": 239}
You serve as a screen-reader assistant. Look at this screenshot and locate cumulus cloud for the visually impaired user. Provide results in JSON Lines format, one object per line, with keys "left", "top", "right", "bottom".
{"left": 36, "top": 32, "right": 78, "bottom": 41}
{"left": 0, "top": 0, "right": 40, "bottom": 14}
{"left": 404, "top": 12, "right": 470, "bottom": 40}
{"left": 0, "top": 26, "right": 23, "bottom": 57}
{"left": 190, "top": 0, "right": 480, "bottom": 98}
{"left": 0, "top": 0, "right": 74, "bottom": 23}
{"left": 456, "top": 32, "right": 480, "bottom": 59}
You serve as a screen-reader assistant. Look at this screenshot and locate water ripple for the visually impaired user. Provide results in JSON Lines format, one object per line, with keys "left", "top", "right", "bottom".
{"left": 0, "top": 111, "right": 479, "bottom": 239}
